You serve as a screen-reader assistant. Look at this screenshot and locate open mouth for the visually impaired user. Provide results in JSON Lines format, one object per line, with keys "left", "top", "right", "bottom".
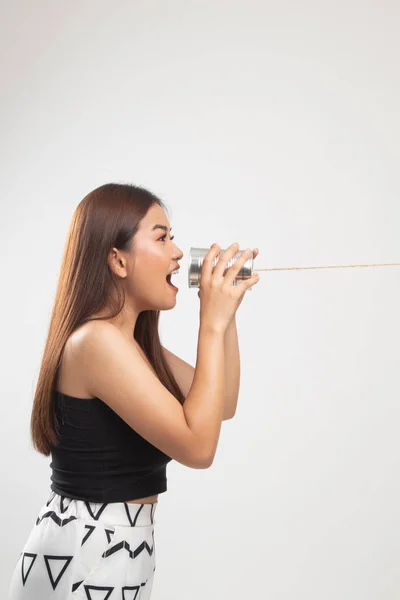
{"left": 166, "top": 273, "right": 178, "bottom": 291}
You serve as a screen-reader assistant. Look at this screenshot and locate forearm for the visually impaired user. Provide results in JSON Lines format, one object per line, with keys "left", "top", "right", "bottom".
{"left": 223, "top": 316, "right": 240, "bottom": 418}
{"left": 183, "top": 325, "right": 225, "bottom": 463}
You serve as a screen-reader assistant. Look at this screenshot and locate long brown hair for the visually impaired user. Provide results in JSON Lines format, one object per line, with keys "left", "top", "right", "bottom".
{"left": 30, "top": 183, "right": 185, "bottom": 456}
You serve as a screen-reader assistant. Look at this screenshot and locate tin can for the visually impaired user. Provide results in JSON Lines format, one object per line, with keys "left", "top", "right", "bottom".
{"left": 188, "top": 247, "right": 254, "bottom": 290}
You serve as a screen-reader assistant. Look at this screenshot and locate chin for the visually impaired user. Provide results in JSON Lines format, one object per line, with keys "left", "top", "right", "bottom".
{"left": 162, "top": 303, "right": 176, "bottom": 311}
{"left": 164, "top": 294, "right": 178, "bottom": 308}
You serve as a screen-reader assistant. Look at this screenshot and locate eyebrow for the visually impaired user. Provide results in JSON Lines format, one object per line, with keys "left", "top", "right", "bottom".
{"left": 152, "top": 224, "right": 172, "bottom": 233}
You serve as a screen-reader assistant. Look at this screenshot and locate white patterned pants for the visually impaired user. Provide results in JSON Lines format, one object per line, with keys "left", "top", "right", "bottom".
{"left": 8, "top": 490, "right": 157, "bottom": 599}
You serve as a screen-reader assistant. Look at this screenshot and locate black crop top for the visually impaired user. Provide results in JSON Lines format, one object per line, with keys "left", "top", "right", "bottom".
{"left": 50, "top": 390, "right": 173, "bottom": 503}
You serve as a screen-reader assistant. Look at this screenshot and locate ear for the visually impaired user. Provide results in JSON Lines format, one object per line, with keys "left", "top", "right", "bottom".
{"left": 108, "top": 247, "right": 128, "bottom": 278}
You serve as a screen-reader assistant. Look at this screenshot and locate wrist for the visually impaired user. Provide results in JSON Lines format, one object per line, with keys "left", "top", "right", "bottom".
{"left": 199, "top": 322, "right": 226, "bottom": 337}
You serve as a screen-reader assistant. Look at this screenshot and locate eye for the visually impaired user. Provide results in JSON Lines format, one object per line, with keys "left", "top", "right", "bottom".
{"left": 159, "top": 234, "right": 175, "bottom": 242}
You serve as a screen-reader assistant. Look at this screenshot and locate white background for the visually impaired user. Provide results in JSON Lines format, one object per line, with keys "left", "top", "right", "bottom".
{"left": 1, "top": 1, "right": 399, "bottom": 598}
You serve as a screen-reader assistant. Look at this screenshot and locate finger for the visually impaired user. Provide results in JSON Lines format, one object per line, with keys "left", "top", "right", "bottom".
{"left": 212, "top": 242, "right": 239, "bottom": 279}
{"left": 237, "top": 270, "right": 260, "bottom": 292}
{"left": 201, "top": 243, "right": 221, "bottom": 283}
{"left": 224, "top": 247, "right": 253, "bottom": 285}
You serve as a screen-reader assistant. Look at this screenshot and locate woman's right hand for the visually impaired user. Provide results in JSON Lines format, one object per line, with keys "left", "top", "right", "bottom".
{"left": 198, "top": 242, "right": 260, "bottom": 334}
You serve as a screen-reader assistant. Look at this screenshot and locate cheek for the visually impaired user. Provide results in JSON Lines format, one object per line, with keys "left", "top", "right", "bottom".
{"left": 131, "top": 250, "right": 166, "bottom": 286}
{"left": 133, "top": 245, "right": 163, "bottom": 272}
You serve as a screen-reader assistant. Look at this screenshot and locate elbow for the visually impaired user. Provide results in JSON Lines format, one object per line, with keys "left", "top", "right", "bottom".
{"left": 200, "top": 442, "right": 219, "bottom": 467}
{"left": 197, "top": 456, "right": 213, "bottom": 469}
{"left": 186, "top": 456, "right": 212, "bottom": 469}
{"left": 193, "top": 449, "right": 214, "bottom": 469}
{"left": 201, "top": 453, "right": 214, "bottom": 468}
{"left": 191, "top": 446, "right": 215, "bottom": 469}
{"left": 193, "top": 416, "right": 237, "bottom": 469}
{"left": 223, "top": 411, "right": 235, "bottom": 420}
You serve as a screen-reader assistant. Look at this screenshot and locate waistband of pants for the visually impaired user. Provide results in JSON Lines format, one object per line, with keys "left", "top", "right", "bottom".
{"left": 41, "top": 490, "right": 158, "bottom": 528}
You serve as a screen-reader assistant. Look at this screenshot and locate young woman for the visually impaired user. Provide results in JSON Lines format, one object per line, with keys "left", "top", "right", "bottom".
{"left": 8, "top": 182, "right": 259, "bottom": 599}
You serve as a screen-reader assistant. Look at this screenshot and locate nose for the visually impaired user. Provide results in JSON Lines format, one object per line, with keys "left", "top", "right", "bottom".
{"left": 173, "top": 243, "right": 184, "bottom": 260}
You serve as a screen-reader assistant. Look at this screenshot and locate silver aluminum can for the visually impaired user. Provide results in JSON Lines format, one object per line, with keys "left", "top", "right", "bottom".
{"left": 188, "top": 247, "right": 254, "bottom": 290}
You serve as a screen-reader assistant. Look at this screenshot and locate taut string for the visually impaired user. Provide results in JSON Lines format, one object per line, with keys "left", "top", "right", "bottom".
{"left": 254, "top": 262, "right": 400, "bottom": 272}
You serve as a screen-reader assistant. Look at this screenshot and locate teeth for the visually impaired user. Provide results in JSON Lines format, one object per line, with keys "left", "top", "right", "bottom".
{"left": 170, "top": 269, "right": 180, "bottom": 275}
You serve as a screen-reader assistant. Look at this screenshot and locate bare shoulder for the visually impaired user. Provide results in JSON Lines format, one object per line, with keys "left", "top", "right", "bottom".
{"left": 58, "top": 321, "right": 114, "bottom": 398}
{"left": 77, "top": 319, "right": 142, "bottom": 389}
{"left": 75, "top": 319, "right": 209, "bottom": 469}
{"left": 74, "top": 318, "right": 115, "bottom": 342}
{"left": 73, "top": 319, "right": 127, "bottom": 361}
{"left": 78, "top": 320, "right": 148, "bottom": 369}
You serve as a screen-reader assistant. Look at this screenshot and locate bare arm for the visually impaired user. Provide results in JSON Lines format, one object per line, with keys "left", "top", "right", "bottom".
{"left": 80, "top": 321, "right": 225, "bottom": 469}
{"left": 161, "top": 344, "right": 234, "bottom": 420}
{"left": 181, "top": 324, "right": 225, "bottom": 465}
